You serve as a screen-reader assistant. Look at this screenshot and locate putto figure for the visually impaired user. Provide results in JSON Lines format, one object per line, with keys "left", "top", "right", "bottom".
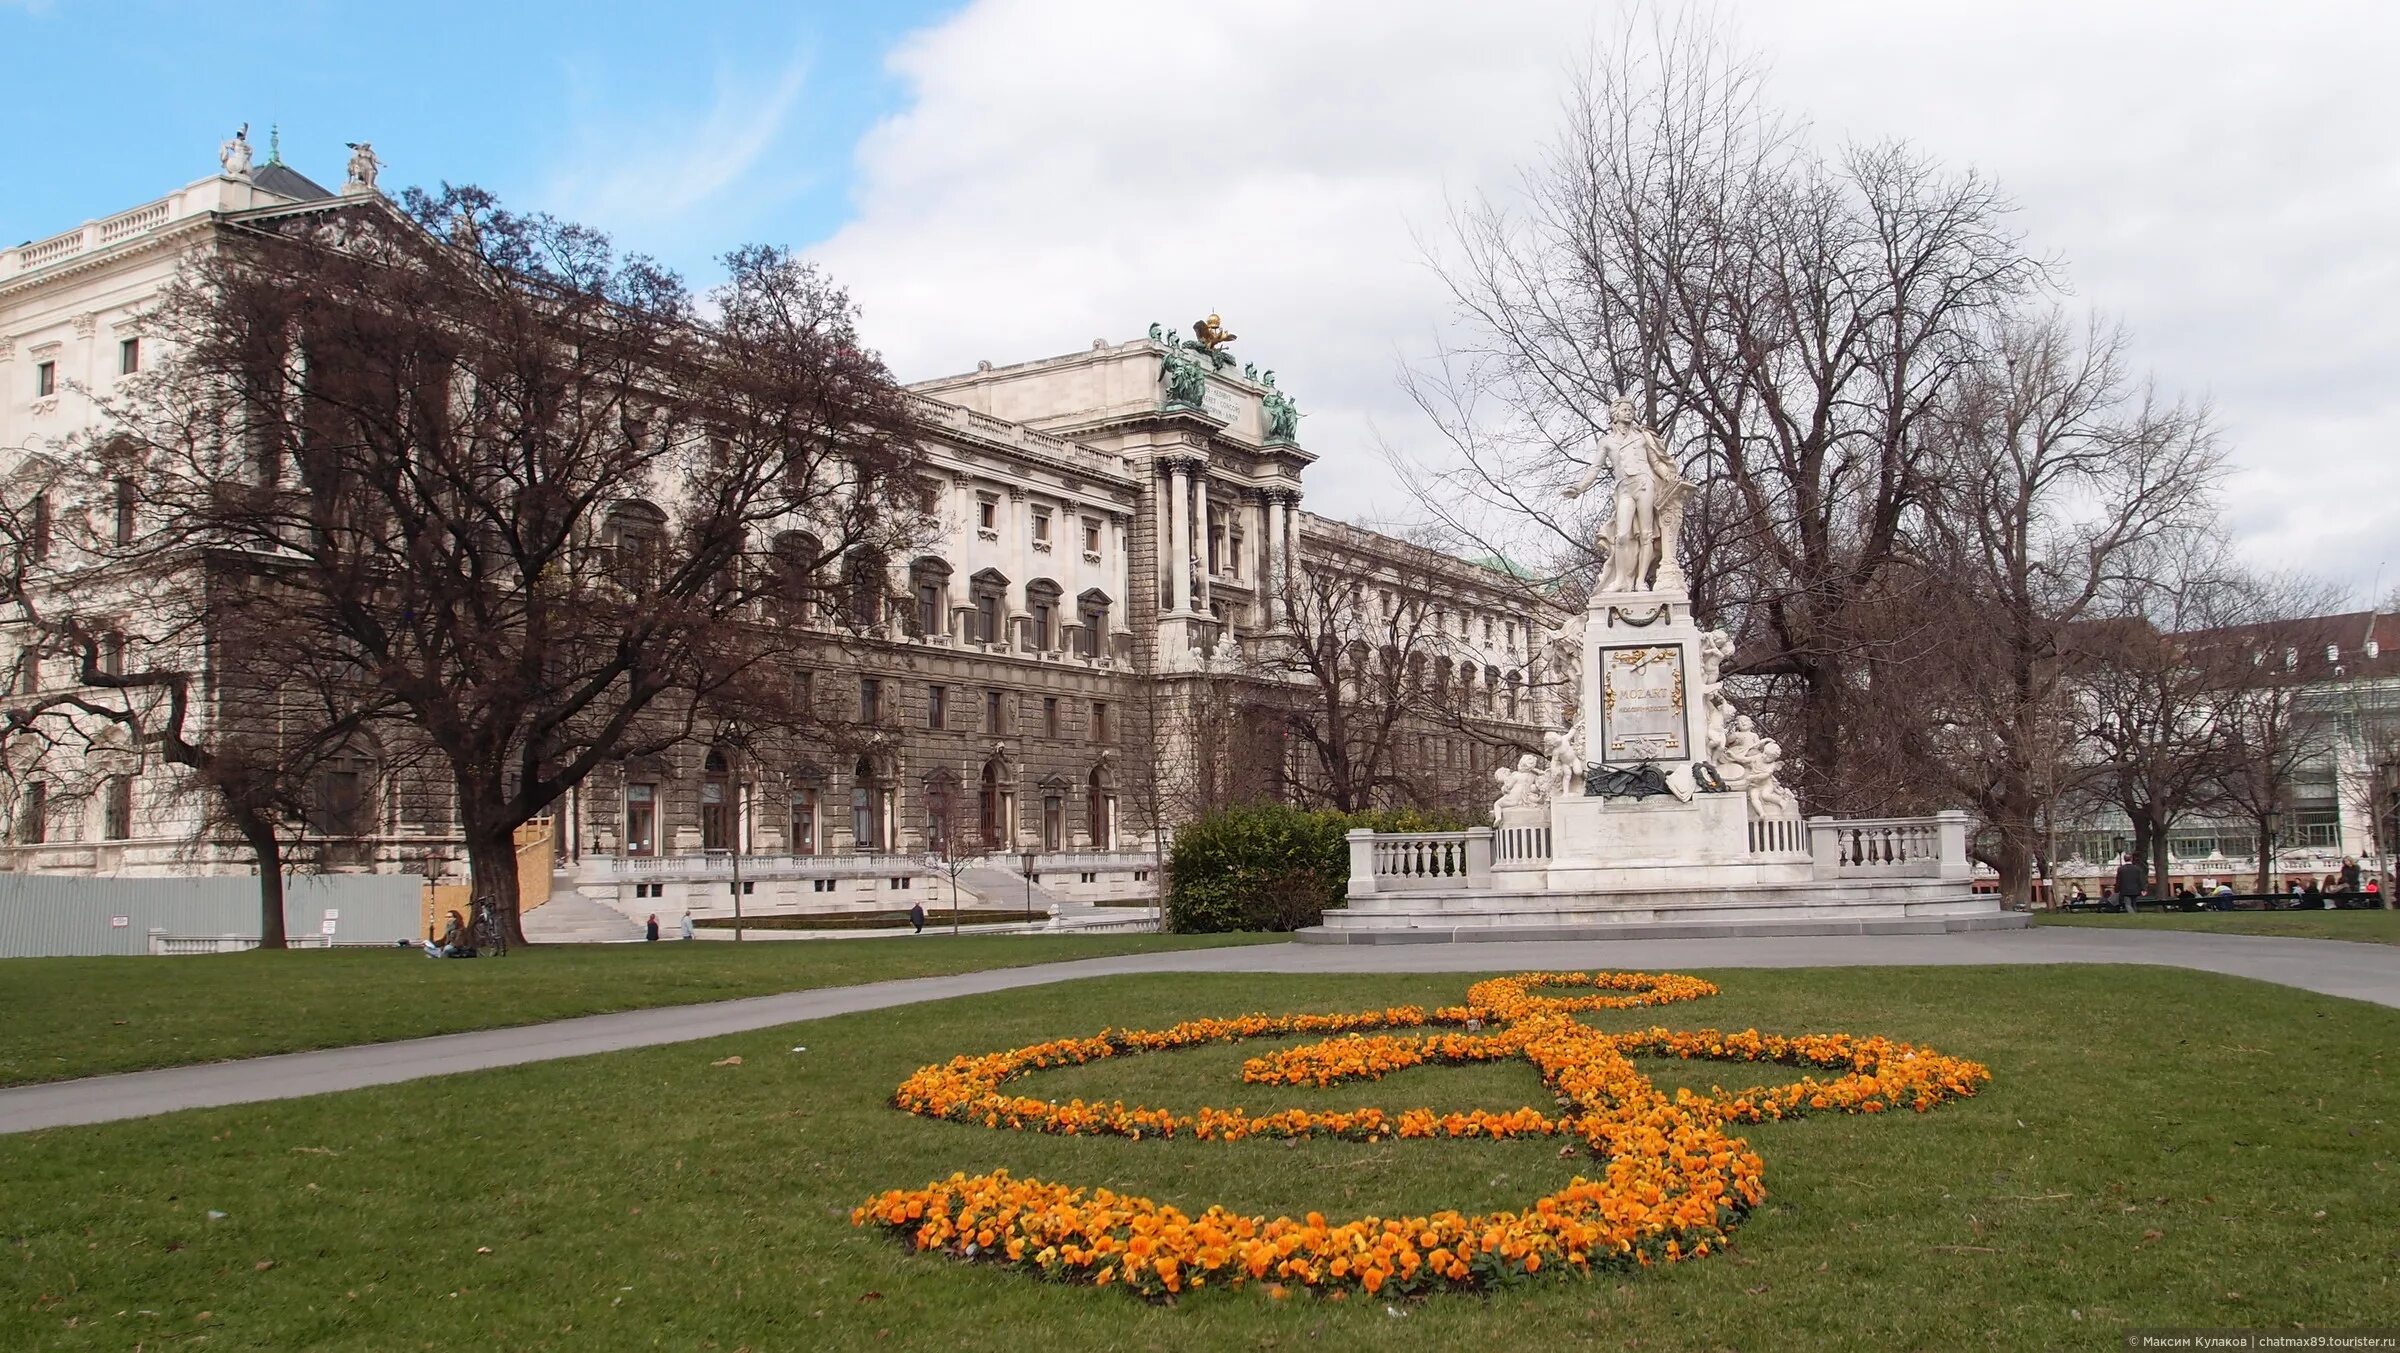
{"left": 1565, "top": 397, "right": 1688, "bottom": 594}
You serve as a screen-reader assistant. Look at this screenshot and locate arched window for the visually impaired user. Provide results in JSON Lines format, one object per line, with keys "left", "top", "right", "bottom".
{"left": 1025, "top": 579, "right": 1062, "bottom": 653}
{"left": 1086, "top": 766, "right": 1113, "bottom": 849}
{"left": 978, "top": 757, "right": 1010, "bottom": 850}
{"left": 909, "top": 557, "right": 954, "bottom": 639}
{"left": 851, "top": 756, "right": 887, "bottom": 852}
{"left": 1505, "top": 671, "right": 1522, "bottom": 721}
{"left": 700, "top": 747, "right": 736, "bottom": 853}
{"left": 923, "top": 768, "right": 957, "bottom": 854}
{"left": 789, "top": 765, "right": 823, "bottom": 856}
{"left": 1076, "top": 589, "right": 1112, "bottom": 658}
{"left": 602, "top": 500, "right": 668, "bottom": 592}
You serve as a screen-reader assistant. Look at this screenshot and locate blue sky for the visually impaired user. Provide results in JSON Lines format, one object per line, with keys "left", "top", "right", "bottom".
{"left": 1, "top": 0, "right": 958, "bottom": 283}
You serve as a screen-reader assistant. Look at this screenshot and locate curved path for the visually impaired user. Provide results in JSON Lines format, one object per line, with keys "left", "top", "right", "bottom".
{"left": 5, "top": 927, "right": 2395, "bottom": 1136}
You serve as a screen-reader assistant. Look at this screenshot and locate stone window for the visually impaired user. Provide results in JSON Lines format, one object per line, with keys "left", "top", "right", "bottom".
{"left": 977, "top": 495, "right": 998, "bottom": 531}
{"left": 970, "top": 569, "right": 1009, "bottom": 645}
{"left": 624, "top": 783, "right": 657, "bottom": 857}
{"left": 28, "top": 492, "right": 51, "bottom": 561}
{"left": 1090, "top": 699, "right": 1111, "bottom": 744}
{"left": 34, "top": 361, "right": 56, "bottom": 397}
{"left": 16, "top": 780, "right": 45, "bottom": 844}
{"left": 118, "top": 338, "right": 140, "bottom": 375}
{"left": 1076, "top": 589, "right": 1111, "bottom": 658}
{"left": 985, "top": 688, "right": 1005, "bottom": 735}
{"left": 926, "top": 684, "right": 946, "bottom": 730}
{"left": 1043, "top": 696, "right": 1060, "bottom": 739}
{"left": 101, "top": 775, "right": 134, "bottom": 841}
{"left": 791, "top": 782, "right": 821, "bottom": 856}
{"left": 843, "top": 549, "right": 888, "bottom": 628}
{"left": 602, "top": 501, "right": 667, "bottom": 592}
{"left": 1026, "top": 578, "right": 1061, "bottom": 652}
{"left": 1032, "top": 506, "right": 1051, "bottom": 543}
{"left": 1082, "top": 518, "right": 1102, "bottom": 554}
{"left": 859, "top": 676, "right": 883, "bottom": 723}
{"left": 909, "top": 557, "right": 953, "bottom": 638}
{"left": 113, "top": 478, "right": 137, "bottom": 545}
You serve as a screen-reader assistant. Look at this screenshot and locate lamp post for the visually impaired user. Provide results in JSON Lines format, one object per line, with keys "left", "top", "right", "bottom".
{"left": 1020, "top": 847, "right": 1037, "bottom": 926}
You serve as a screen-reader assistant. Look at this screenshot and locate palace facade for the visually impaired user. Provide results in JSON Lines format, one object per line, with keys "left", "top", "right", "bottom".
{"left": 0, "top": 138, "right": 1559, "bottom": 917}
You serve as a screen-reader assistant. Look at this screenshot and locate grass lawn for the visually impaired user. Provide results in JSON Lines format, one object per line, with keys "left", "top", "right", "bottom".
{"left": 2037, "top": 909, "right": 2400, "bottom": 946}
{"left": 0, "top": 933, "right": 1274, "bottom": 1088}
{"left": 2, "top": 965, "right": 2394, "bottom": 1351}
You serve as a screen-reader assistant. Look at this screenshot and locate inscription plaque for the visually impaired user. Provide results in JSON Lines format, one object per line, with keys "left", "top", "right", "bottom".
{"left": 1599, "top": 645, "right": 1688, "bottom": 762}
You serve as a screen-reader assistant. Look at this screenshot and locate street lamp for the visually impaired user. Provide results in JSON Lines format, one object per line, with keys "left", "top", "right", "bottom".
{"left": 1020, "top": 847, "right": 1038, "bottom": 926}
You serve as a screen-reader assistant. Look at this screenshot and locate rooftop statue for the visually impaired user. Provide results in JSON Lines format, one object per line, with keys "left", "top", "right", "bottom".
{"left": 219, "top": 123, "right": 253, "bottom": 178}
{"left": 1192, "top": 313, "right": 1237, "bottom": 351}
{"left": 343, "top": 141, "right": 381, "bottom": 194}
{"left": 1564, "top": 397, "right": 1690, "bottom": 594}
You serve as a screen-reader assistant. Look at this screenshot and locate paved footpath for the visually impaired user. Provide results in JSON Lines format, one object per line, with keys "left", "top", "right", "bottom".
{"left": 4, "top": 927, "right": 2396, "bottom": 1136}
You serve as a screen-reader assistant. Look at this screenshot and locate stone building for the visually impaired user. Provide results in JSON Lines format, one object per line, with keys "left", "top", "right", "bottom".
{"left": 0, "top": 135, "right": 1557, "bottom": 919}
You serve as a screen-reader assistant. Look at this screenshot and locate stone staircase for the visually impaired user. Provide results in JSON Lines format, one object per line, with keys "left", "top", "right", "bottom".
{"left": 958, "top": 864, "right": 1080, "bottom": 917}
{"left": 522, "top": 888, "right": 646, "bottom": 944}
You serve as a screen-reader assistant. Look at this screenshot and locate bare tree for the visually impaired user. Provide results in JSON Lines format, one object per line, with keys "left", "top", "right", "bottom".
{"left": 0, "top": 458, "right": 393, "bottom": 946}
{"left": 1242, "top": 530, "right": 1539, "bottom": 815}
{"left": 1398, "top": 9, "right": 2043, "bottom": 807}
{"left": 2075, "top": 546, "right": 2253, "bottom": 899}
{"left": 2210, "top": 576, "right": 2354, "bottom": 892}
{"left": 103, "top": 187, "right": 928, "bottom": 943}
{"left": 1897, "top": 313, "right": 2223, "bottom": 903}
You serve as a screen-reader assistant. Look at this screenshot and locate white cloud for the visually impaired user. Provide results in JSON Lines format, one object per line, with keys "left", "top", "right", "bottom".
{"left": 544, "top": 48, "right": 817, "bottom": 235}
{"left": 816, "top": 0, "right": 2400, "bottom": 599}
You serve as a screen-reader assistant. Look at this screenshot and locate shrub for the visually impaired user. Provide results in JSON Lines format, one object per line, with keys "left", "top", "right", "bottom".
{"left": 1165, "top": 803, "right": 1470, "bottom": 933}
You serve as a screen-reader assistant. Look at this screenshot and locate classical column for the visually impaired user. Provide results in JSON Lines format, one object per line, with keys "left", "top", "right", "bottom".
{"left": 1149, "top": 460, "right": 1170, "bottom": 612}
{"left": 1262, "top": 491, "right": 1288, "bottom": 626}
{"left": 1166, "top": 459, "right": 1193, "bottom": 615}
{"left": 1194, "top": 468, "right": 1212, "bottom": 616}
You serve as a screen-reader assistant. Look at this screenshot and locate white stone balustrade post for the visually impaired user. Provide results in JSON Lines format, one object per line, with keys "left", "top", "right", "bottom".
{"left": 1346, "top": 828, "right": 1378, "bottom": 898}
{"left": 1935, "top": 809, "right": 1972, "bottom": 881}
{"left": 1807, "top": 815, "right": 1841, "bottom": 876}
{"left": 1465, "top": 828, "right": 1494, "bottom": 888}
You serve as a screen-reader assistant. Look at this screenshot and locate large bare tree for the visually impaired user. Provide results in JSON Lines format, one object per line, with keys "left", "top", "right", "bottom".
{"left": 1896, "top": 313, "right": 2223, "bottom": 902}
{"left": 102, "top": 187, "right": 927, "bottom": 942}
{"left": 1399, "top": 10, "right": 2043, "bottom": 807}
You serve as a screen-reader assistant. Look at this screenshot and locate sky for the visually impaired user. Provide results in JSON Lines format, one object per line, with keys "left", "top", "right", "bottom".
{"left": 7, "top": 0, "right": 2395, "bottom": 604}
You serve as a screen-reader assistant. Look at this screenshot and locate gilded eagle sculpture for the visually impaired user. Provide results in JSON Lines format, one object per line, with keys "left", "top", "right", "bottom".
{"left": 1192, "top": 313, "right": 1237, "bottom": 351}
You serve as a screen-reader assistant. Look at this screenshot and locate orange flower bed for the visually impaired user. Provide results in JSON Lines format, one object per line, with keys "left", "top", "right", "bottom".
{"left": 853, "top": 970, "right": 1988, "bottom": 1300}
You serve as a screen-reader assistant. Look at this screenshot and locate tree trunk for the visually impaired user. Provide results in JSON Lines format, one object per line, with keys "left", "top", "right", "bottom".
{"left": 2150, "top": 832, "right": 2174, "bottom": 904}
{"left": 1992, "top": 829, "right": 2034, "bottom": 910}
{"left": 2253, "top": 812, "right": 2275, "bottom": 896}
{"left": 463, "top": 822, "right": 527, "bottom": 947}
{"left": 239, "top": 815, "right": 289, "bottom": 950}
{"left": 2128, "top": 813, "right": 2155, "bottom": 896}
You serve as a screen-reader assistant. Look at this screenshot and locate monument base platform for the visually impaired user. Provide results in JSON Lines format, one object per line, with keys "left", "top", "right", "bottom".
{"left": 1301, "top": 875, "right": 2024, "bottom": 944}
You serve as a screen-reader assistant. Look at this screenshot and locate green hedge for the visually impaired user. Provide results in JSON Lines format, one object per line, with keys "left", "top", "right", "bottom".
{"left": 1164, "top": 803, "right": 1469, "bottom": 933}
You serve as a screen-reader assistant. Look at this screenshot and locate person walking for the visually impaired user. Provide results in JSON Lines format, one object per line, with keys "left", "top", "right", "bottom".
{"left": 907, "top": 900, "right": 926, "bottom": 934}
{"left": 2112, "top": 853, "right": 2147, "bottom": 914}
{"left": 679, "top": 912, "right": 695, "bottom": 941}
{"left": 645, "top": 913, "right": 661, "bottom": 942}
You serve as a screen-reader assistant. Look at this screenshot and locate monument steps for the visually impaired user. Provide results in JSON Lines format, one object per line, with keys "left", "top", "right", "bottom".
{"left": 1297, "top": 910, "right": 2028, "bottom": 945}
